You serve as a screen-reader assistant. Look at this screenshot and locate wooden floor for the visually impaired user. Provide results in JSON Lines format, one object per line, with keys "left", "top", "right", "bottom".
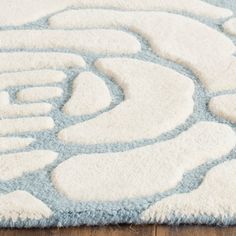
{"left": 0, "top": 225, "right": 236, "bottom": 236}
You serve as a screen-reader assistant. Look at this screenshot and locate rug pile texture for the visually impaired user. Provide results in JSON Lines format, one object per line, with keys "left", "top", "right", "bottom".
{"left": 0, "top": 0, "right": 236, "bottom": 228}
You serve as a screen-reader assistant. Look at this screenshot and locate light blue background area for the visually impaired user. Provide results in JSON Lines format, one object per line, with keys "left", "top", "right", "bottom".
{"left": 0, "top": 0, "right": 236, "bottom": 227}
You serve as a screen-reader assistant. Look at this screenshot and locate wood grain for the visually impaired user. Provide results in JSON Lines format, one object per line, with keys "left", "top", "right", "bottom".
{"left": 0, "top": 225, "right": 236, "bottom": 236}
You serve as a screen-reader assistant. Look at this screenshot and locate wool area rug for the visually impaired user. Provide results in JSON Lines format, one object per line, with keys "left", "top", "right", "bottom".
{"left": 0, "top": 0, "right": 236, "bottom": 228}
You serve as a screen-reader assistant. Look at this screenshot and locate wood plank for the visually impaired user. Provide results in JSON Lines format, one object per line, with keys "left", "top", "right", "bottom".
{"left": 0, "top": 225, "right": 155, "bottom": 236}
{"left": 0, "top": 225, "right": 236, "bottom": 236}
{"left": 155, "top": 225, "right": 236, "bottom": 236}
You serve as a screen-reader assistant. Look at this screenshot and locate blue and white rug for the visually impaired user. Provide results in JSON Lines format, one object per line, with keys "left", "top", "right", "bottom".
{"left": 0, "top": 0, "right": 236, "bottom": 228}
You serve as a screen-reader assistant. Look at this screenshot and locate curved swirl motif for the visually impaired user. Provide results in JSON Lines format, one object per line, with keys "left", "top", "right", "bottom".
{"left": 0, "top": 0, "right": 236, "bottom": 227}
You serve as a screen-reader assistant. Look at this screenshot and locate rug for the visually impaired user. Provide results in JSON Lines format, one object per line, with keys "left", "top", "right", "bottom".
{"left": 0, "top": 0, "right": 236, "bottom": 228}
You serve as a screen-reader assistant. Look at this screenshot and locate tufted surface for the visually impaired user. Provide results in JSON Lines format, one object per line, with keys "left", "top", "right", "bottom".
{"left": 0, "top": 0, "right": 236, "bottom": 228}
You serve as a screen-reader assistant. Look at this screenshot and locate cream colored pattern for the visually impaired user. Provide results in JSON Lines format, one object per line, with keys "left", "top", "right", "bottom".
{"left": 17, "top": 87, "right": 63, "bottom": 102}
{"left": 209, "top": 94, "right": 236, "bottom": 123}
{"left": 0, "top": 0, "right": 235, "bottom": 226}
{"left": 0, "top": 117, "right": 54, "bottom": 135}
{"left": 53, "top": 122, "right": 236, "bottom": 201}
{"left": 59, "top": 58, "right": 194, "bottom": 144}
{"left": 0, "top": 30, "right": 140, "bottom": 54}
{"left": 50, "top": 10, "right": 236, "bottom": 92}
{"left": 0, "top": 150, "right": 58, "bottom": 180}
{"left": 141, "top": 160, "right": 236, "bottom": 222}
{"left": 0, "top": 0, "right": 232, "bottom": 26}
{"left": 0, "top": 53, "right": 85, "bottom": 72}
{"left": 0, "top": 92, "right": 52, "bottom": 117}
{"left": 63, "top": 72, "right": 111, "bottom": 116}
{"left": 0, "top": 137, "right": 34, "bottom": 152}
{"left": 223, "top": 18, "right": 236, "bottom": 35}
{"left": 0, "top": 70, "right": 66, "bottom": 90}
{"left": 0, "top": 191, "right": 52, "bottom": 221}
